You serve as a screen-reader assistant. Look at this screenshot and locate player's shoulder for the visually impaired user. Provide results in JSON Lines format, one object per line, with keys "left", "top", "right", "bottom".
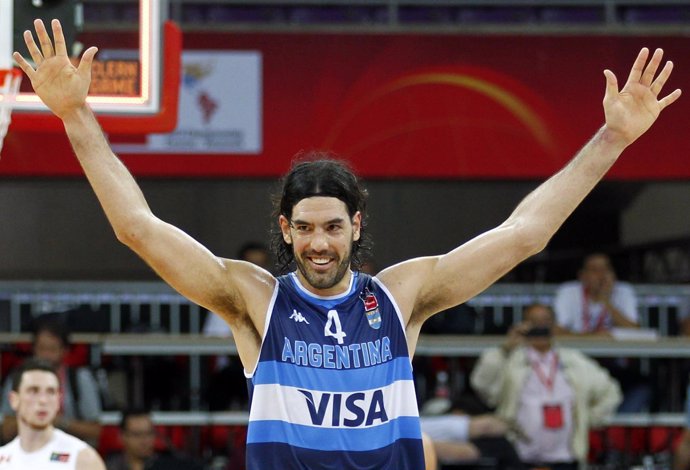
{"left": 0, "top": 438, "right": 19, "bottom": 467}
{"left": 52, "top": 429, "right": 89, "bottom": 451}
{"left": 557, "top": 347, "right": 596, "bottom": 368}
{"left": 75, "top": 445, "right": 106, "bottom": 470}
{"left": 0, "top": 437, "right": 17, "bottom": 453}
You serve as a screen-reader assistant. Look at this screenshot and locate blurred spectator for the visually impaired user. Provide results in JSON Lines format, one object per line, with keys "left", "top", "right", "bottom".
{"left": 554, "top": 253, "right": 649, "bottom": 413}
{"left": 470, "top": 303, "right": 621, "bottom": 470}
{"left": 202, "top": 241, "right": 271, "bottom": 410}
{"left": 105, "top": 408, "right": 203, "bottom": 470}
{"left": 0, "top": 317, "right": 102, "bottom": 445}
{"left": 554, "top": 253, "right": 638, "bottom": 333}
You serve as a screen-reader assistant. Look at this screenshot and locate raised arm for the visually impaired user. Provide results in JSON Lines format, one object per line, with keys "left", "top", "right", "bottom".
{"left": 379, "top": 47, "right": 681, "bottom": 333}
{"left": 13, "top": 20, "right": 273, "bottom": 365}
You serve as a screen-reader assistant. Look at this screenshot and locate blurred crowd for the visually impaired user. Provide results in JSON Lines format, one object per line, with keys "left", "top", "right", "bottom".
{"left": 1, "top": 247, "right": 689, "bottom": 470}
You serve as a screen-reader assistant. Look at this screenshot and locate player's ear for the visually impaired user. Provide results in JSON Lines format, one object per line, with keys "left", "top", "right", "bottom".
{"left": 279, "top": 215, "right": 292, "bottom": 245}
{"left": 8, "top": 391, "right": 19, "bottom": 411}
{"left": 351, "top": 212, "right": 362, "bottom": 242}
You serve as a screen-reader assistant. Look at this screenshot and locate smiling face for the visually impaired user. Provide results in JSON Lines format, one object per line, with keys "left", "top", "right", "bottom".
{"left": 280, "top": 196, "right": 361, "bottom": 295}
{"left": 10, "top": 370, "right": 60, "bottom": 432}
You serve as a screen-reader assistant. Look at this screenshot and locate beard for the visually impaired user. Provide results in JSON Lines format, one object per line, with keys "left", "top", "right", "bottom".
{"left": 294, "top": 248, "right": 353, "bottom": 290}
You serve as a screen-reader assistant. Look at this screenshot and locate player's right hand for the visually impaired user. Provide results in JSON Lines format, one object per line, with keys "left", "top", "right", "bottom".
{"left": 13, "top": 19, "right": 98, "bottom": 120}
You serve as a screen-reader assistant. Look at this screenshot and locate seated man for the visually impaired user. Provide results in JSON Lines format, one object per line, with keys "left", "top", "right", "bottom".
{"left": 470, "top": 303, "right": 621, "bottom": 470}
{"left": 105, "top": 408, "right": 203, "bottom": 470}
{"left": 554, "top": 253, "right": 650, "bottom": 412}
{"left": 554, "top": 253, "right": 638, "bottom": 334}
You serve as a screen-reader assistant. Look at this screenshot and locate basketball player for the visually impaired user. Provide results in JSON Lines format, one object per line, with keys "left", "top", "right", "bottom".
{"left": 0, "top": 359, "right": 105, "bottom": 470}
{"left": 14, "top": 19, "right": 680, "bottom": 470}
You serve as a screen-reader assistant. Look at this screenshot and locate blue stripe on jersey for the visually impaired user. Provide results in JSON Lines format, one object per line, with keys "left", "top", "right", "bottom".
{"left": 246, "top": 440, "right": 425, "bottom": 470}
{"left": 252, "top": 358, "right": 413, "bottom": 391}
{"left": 246, "top": 416, "right": 422, "bottom": 450}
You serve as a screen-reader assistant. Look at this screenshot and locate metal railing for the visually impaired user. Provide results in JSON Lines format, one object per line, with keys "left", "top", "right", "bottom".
{"left": 3, "top": 281, "right": 688, "bottom": 335}
{"left": 2, "top": 281, "right": 689, "bottom": 410}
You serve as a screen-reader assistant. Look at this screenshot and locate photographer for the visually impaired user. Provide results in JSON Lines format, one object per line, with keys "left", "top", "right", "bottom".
{"left": 470, "top": 304, "right": 622, "bottom": 470}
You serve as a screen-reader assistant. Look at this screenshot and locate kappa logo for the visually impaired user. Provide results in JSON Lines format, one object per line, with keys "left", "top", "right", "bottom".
{"left": 289, "top": 309, "right": 310, "bottom": 324}
{"left": 0, "top": 455, "right": 11, "bottom": 464}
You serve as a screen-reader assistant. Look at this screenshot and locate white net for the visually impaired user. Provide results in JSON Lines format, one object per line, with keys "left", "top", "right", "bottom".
{"left": 0, "top": 68, "right": 22, "bottom": 156}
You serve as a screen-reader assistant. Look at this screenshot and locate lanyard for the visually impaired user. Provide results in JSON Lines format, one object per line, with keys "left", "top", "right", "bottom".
{"left": 530, "top": 351, "right": 559, "bottom": 392}
{"left": 582, "top": 287, "right": 609, "bottom": 332}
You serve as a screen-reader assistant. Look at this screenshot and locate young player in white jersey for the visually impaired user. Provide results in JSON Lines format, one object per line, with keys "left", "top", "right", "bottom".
{"left": 0, "top": 359, "right": 105, "bottom": 470}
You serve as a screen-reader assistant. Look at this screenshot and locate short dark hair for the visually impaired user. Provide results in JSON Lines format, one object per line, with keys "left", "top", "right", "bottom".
{"left": 119, "top": 406, "right": 152, "bottom": 431}
{"left": 582, "top": 252, "right": 612, "bottom": 269}
{"left": 270, "top": 153, "right": 373, "bottom": 274}
{"left": 32, "top": 317, "right": 71, "bottom": 349}
{"left": 11, "top": 358, "right": 58, "bottom": 392}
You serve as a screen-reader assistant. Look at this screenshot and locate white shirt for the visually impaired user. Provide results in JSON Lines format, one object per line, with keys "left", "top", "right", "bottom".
{"left": 0, "top": 429, "right": 87, "bottom": 470}
{"left": 420, "top": 415, "right": 471, "bottom": 442}
{"left": 554, "top": 281, "right": 638, "bottom": 333}
{"left": 203, "top": 313, "right": 232, "bottom": 337}
{"left": 516, "top": 348, "right": 575, "bottom": 463}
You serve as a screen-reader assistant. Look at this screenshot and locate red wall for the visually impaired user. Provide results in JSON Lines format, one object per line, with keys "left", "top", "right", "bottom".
{"left": 2, "top": 33, "right": 688, "bottom": 179}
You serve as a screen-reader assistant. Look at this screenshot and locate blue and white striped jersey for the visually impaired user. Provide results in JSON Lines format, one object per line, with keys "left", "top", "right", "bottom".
{"left": 245, "top": 271, "right": 424, "bottom": 469}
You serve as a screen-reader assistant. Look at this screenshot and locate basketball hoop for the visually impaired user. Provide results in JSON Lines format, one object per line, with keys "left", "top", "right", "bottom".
{"left": 0, "top": 68, "right": 22, "bottom": 156}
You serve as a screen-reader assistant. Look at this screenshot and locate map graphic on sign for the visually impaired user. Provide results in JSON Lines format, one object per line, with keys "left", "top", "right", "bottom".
{"left": 116, "top": 50, "right": 262, "bottom": 154}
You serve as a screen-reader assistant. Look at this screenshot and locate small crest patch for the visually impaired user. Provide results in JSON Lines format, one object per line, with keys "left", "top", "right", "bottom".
{"left": 361, "top": 289, "right": 382, "bottom": 329}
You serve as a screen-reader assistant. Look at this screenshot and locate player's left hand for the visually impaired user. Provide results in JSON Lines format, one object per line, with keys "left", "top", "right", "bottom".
{"left": 602, "top": 47, "right": 681, "bottom": 147}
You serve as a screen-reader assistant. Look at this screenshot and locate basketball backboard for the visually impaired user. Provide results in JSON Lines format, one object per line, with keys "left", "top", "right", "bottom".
{"left": 0, "top": 0, "right": 180, "bottom": 134}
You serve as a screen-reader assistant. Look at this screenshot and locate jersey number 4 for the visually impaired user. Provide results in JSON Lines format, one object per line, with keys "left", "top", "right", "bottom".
{"left": 324, "top": 309, "right": 347, "bottom": 344}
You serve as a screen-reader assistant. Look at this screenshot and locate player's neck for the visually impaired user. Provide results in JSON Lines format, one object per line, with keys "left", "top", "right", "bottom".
{"left": 295, "top": 269, "right": 354, "bottom": 297}
{"left": 18, "top": 425, "right": 54, "bottom": 453}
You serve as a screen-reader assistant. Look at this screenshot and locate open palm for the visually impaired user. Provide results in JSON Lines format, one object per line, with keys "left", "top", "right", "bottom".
{"left": 603, "top": 48, "right": 681, "bottom": 146}
{"left": 13, "top": 19, "right": 98, "bottom": 120}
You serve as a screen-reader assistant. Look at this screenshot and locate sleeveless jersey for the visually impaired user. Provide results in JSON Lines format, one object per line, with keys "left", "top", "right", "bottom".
{"left": 0, "top": 429, "right": 87, "bottom": 470}
{"left": 245, "top": 272, "right": 424, "bottom": 469}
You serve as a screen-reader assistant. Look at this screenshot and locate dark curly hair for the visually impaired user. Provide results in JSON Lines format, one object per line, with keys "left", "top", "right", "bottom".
{"left": 270, "top": 152, "right": 373, "bottom": 274}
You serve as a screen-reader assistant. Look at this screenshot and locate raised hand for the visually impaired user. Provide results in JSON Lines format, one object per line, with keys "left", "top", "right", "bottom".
{"left": 603, "top": 47, "right": 681, "bottom": 147}
{"left": 12, "top": 19, "right": 98, "bottom": 120}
